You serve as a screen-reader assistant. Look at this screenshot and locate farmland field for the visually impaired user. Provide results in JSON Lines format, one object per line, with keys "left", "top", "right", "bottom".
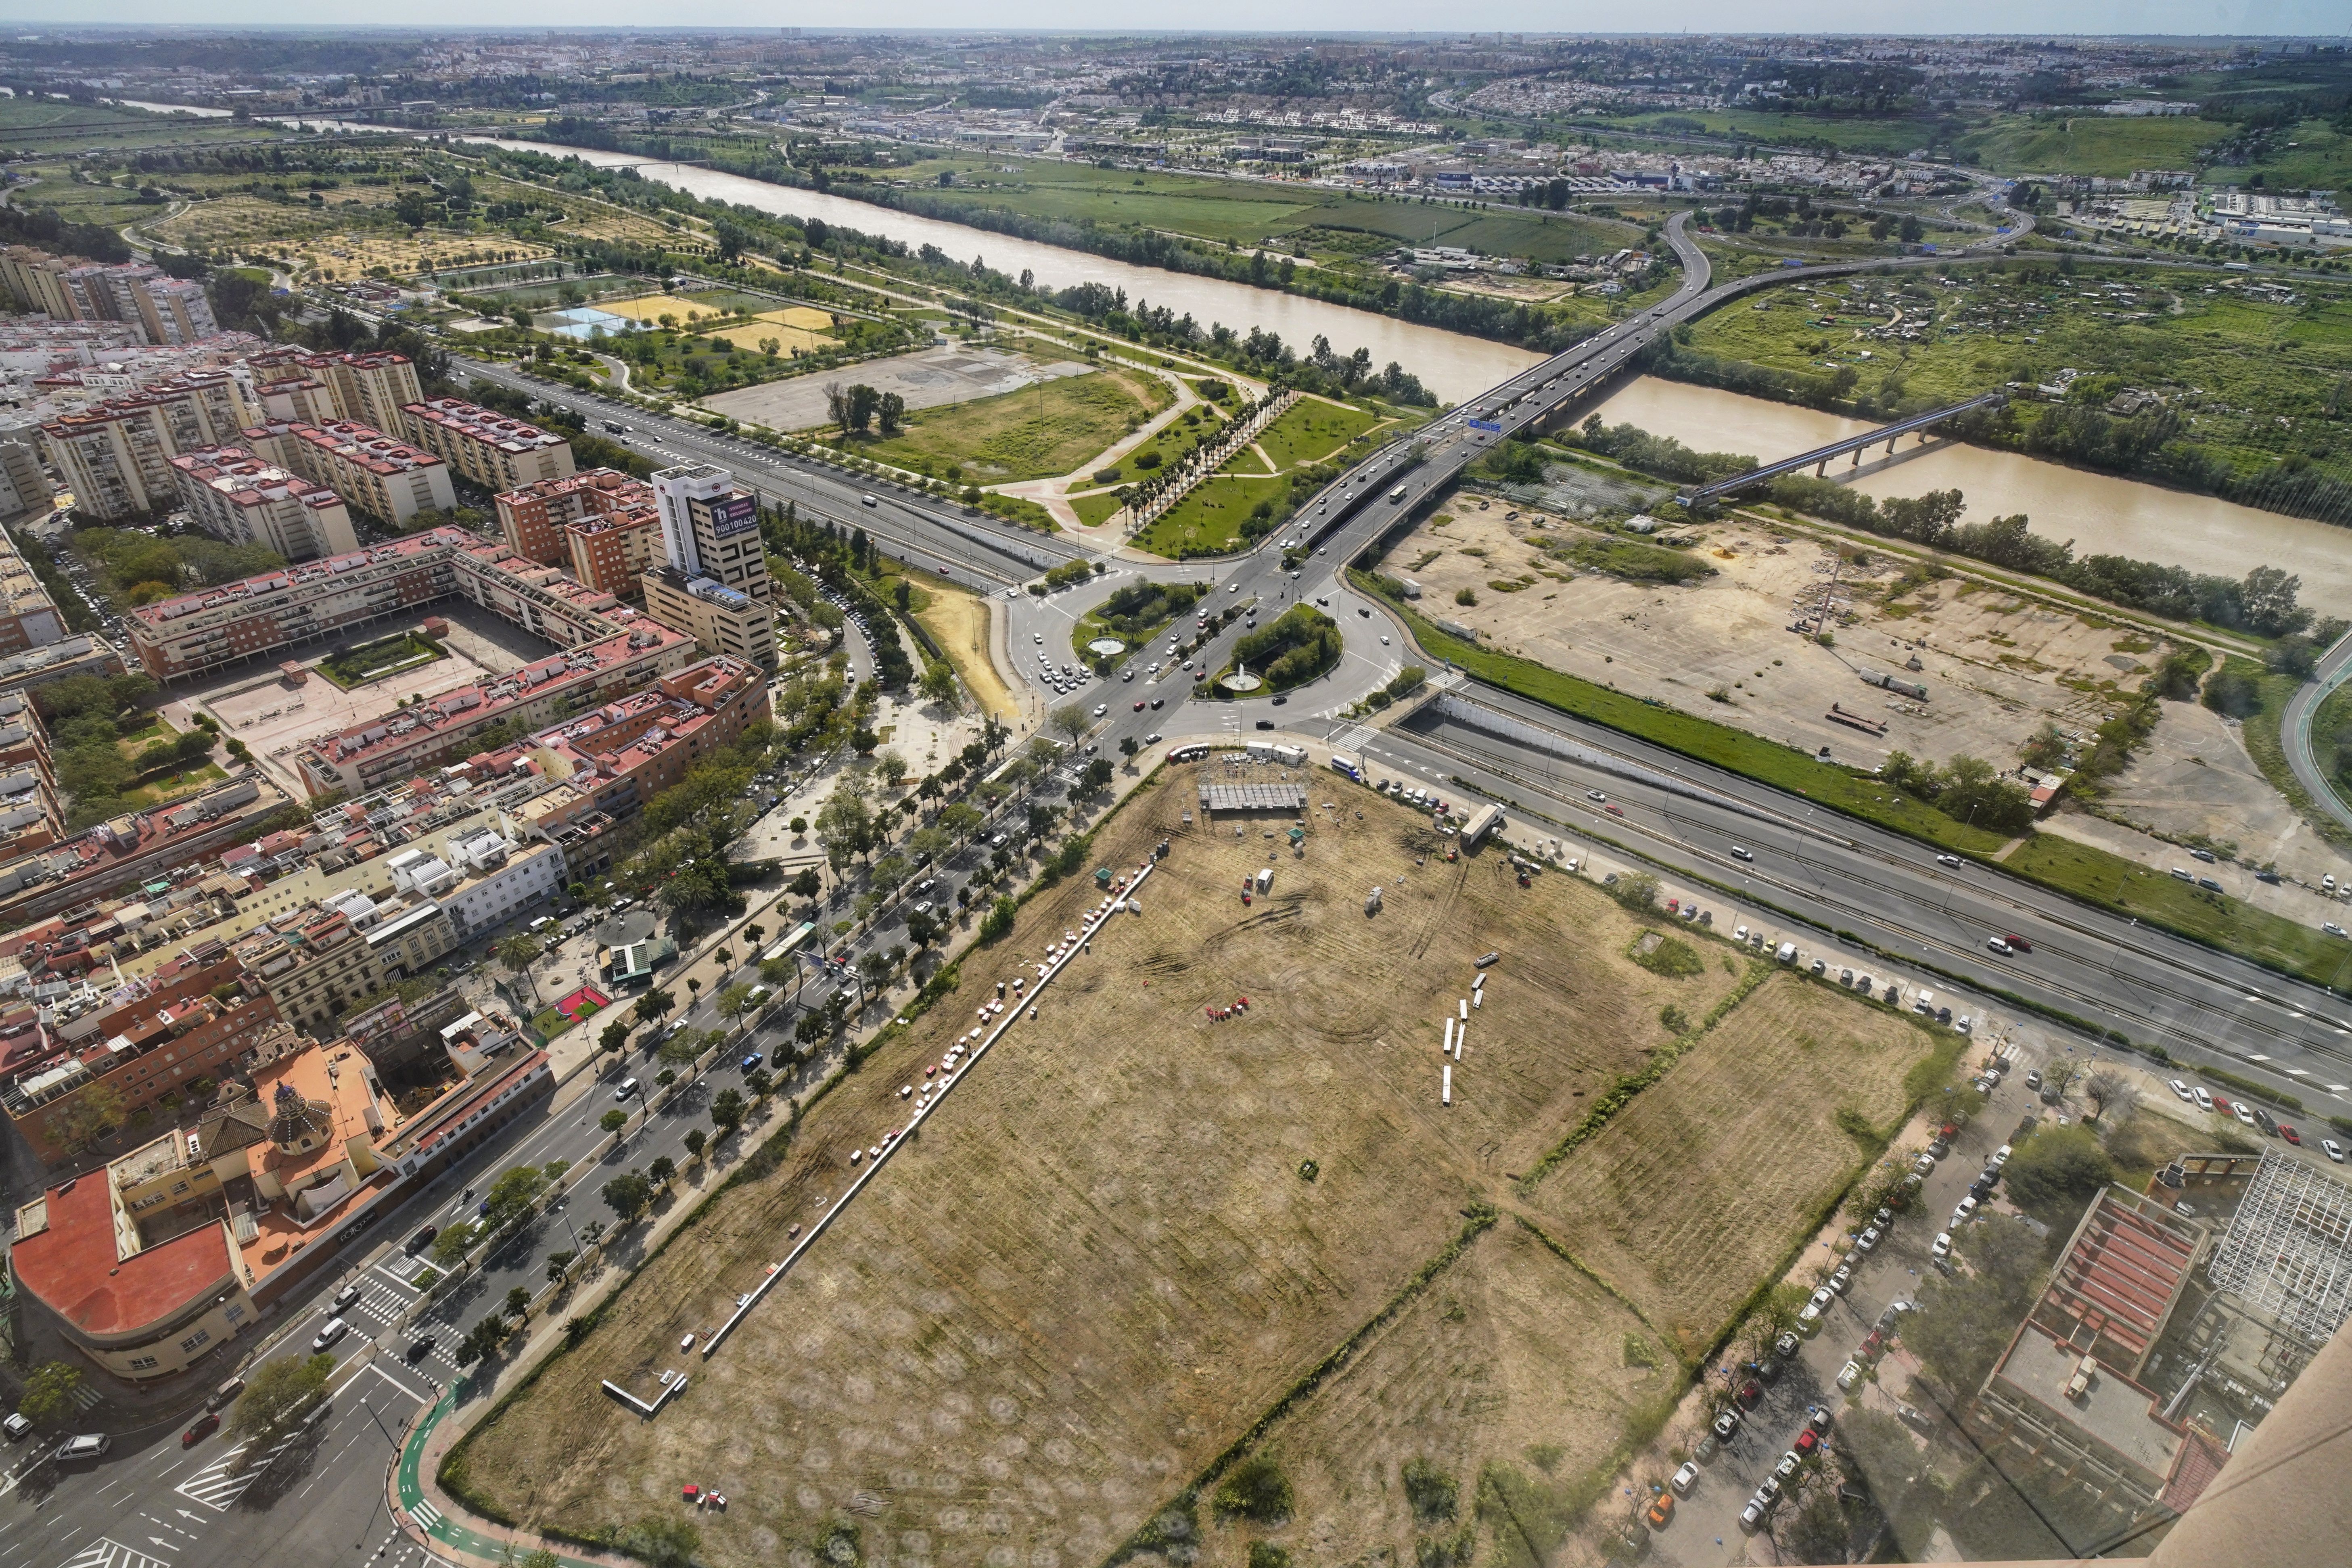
{"left": 0, "top": 96, "right": 281, "bottom": 155}
{"left": 446, "top": 765, "right": 1946, "bottom": 1568}
{"left": 1520, "top": 973, "right": 1943, "bottom": 1358}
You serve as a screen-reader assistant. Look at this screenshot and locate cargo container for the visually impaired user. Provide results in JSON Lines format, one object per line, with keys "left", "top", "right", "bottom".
{"left": 1246, "top": 739, "right": 1274, "bottom": 759}
{"left": 1441, "top": 1064, "right": 1452, "bottom": 1104}
{"left": 1460, "top": 803, "right": 1503, "bottom": 850}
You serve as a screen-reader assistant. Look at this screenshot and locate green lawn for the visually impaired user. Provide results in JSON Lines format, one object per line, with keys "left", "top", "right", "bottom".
{"left": 318, "top": 632, "right": 446, "bottom": 690}
{"left": 2233, "top": 658, "right": 2352, "bottom": 853}
{"left": 1070, "top": 491, "right": 1125, "bottom": 528}
{"left": 2314, "top": 680, "right": 2352, "bottom": 824}
{"left": 1255, "top": 397, "right": 1382, "bottom": 471}
{"left": 2003, "top": 835, "right": 2352, "bottom": 989}
{"left": 1133, "top": 472, "right": 1289, "bottom": 558}
{"left": 863, "top": 366, "right": 1162, "bottom": 482}
{"left": 117, "top": 763, "right": 228, "bottom": 810}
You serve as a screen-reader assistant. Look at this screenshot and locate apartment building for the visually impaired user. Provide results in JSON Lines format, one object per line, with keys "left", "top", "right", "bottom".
{"left": 0, "top": 524, "right": 69, "bottom": 653}
{"left": 39, "top": 370, "right": 259, "bottom": 520}
{"left": 0, "top": 248, "right": 219, "bottom": 346}
{"left": 247, "top": 373, "right": 339, "bottom": 426}
{"left": 495, "top": 467, "right": 658, "bottom": 579}
{"left": 401, "top": 398, "right": 574, "bottom": 493}
{"left": 124, "top": 529, "right": 464, "bottom": 682}
{"left": 3, "top": 960, "right": 282, "bottom": 1165}
{"left": 641, "top": 567, "right": 777, "bottom": 669}
{"left": 0, "top": 440, "right": 54, "bottom": 523}
{"left": 168, "top": 445, "right": 361, "bottom": 562}
{"left": 292, "top": 621, "right": 693, "bottom": 799}
{"left": 0, "top": 775, "right": 274, "bottom": 924}
{"left": 242, "top": 418, "right": 456, "bottom": 527}
{"left": 651, "top": 462, "right": 771, "bottom": 603}
{"left": 384, "top": 824, "right": 567, "bottom": 941}
{"left": 0, "top": 694, "right": 61, "bottom": 863}
{"left": 232, "top": 895, "right": 458, "bottom": 1034}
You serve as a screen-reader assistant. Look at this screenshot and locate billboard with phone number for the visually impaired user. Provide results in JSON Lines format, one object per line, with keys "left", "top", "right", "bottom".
{"left": 709, "top": 493, "right": 760, "bottom": 539}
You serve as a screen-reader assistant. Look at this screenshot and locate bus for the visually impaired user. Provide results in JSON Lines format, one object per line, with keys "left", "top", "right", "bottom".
{"left": 762, "top": 921, "right": 818, "bottom": 965}
{"left": 1329, "top": 751, "right": 1362, "bottom": 780}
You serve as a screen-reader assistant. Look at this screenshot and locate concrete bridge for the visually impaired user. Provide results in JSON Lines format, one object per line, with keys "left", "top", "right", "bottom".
{"left": 1672, "top": 390, "right": 2008, "bottom": 509}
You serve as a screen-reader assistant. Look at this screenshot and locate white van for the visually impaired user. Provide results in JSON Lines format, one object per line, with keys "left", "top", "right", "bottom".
{"left": 55, "top": 1433, "right": 109, "bottom": 1463}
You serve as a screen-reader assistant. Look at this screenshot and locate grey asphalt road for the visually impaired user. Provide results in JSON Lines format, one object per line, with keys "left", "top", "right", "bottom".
{"left": 2280, "top": 630, "right": 2352, "bottom": 839}
{"left": 1357, "top": 689, "right": 2352, "bottom": 1108}
{"left": 448, "top": 360, "right": 1079, "bottom": 592}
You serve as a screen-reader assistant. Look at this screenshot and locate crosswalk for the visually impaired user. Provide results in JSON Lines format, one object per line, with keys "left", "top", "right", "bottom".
{"left": 59, "top": 1541, "right": 170, "bottom": 1568}
{"left": 1332, "top": 721, "right": 1378, "bottom": 753}
{"left": 174, "top": 1447, "right": 271, "bottom": 1512}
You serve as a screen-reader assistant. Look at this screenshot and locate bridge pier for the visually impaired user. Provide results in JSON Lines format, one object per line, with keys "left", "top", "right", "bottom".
{"left": 1816, "top": 459, "right": 1827, "bottom": 477}
{"left": 1850, "top": 449, "right": 1861, "bottom": 468}
{"left": 1886, "top": 435, "right": 1898, "bottom": 455}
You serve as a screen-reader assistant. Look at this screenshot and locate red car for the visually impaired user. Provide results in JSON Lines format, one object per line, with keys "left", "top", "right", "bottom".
{"left": 1605, "top": 803, "right": 1624, "bottom": 817}
{"left": 2281, "top": 1125, "right": 2303, "bottom": 1146}
{"left": 182, "top": 1411, "right": 220, "bottom": 1447}
{"left": 2003, "top": 933, "right": 2033, "bottom": 952}
{"left": 1794, "top": 1428, "right": 1821, "bottom": 1457}
{"left": 1133, "top": 700, "right": 1146, "bottom": 711}
{"left": 1735, "top": 1379, "right": 1762, "bottom": 1410}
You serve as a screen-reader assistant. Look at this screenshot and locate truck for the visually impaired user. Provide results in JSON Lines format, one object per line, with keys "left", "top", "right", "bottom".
{"left": 1857, "top": 668, "right": 1930, "bottom": 702}
{"left": 1777, "top": 941, "right": 1798, "bottom": 964}
{"left": 1461, "top": 803, "right": 1503, "bottom": 850}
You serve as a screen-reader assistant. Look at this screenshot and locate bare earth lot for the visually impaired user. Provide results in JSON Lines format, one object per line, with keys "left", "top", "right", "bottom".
{"left": 452, "top": 771, "right": 1940, "bottom": 1568}
{"left": 1380, "top": 502, "right": 2173, "bottom": 776}
{"left": 700, "top": 344, "right": 1091, "bottom": 432}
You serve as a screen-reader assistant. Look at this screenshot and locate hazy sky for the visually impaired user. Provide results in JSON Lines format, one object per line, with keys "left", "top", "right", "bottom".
{"left": 2, "top": 5, "right": 2343, "bottom": 36}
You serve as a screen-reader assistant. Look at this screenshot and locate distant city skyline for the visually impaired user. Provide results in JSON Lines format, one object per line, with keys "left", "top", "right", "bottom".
{"left": 0, "top": 6, "right": 2341, "bottom": 36}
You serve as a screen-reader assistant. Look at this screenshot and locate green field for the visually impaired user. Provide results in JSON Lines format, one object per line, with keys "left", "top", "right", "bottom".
{"left": 1069, "top": 491, "right": 1124, "bottom": 528}
{"left": 1681, "top": 264, "right": 2352, "bottom": 485}
{"left": 318, "top": 632, "right": 445, "bottom": 690}
{"left": 1954, "top": 115, "right": 2220, "bottom": 178}
{"left": 863, "top": 366, "right": 1165, "bottom": 481}
{"left": 0, "top": 97, "right": 282, "bottom": 155}
{"left": 884, "top": 152, "right": 1634, "bottom": 266}
{"left": 1133, "top": 471, "right": 1289, "bottom": 558}
{"left": 1254, "top": 395, "right": 1382, "bottom": 469}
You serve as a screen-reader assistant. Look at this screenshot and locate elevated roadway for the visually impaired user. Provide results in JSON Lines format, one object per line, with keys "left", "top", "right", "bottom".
{"left": 1671, "top": 389, "right": 2010, "bottom": 509}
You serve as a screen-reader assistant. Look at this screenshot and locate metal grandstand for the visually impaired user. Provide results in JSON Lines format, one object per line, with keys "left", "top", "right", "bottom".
{"left": 2206, "top": 1153, "right": 2352, "bottom": 1346}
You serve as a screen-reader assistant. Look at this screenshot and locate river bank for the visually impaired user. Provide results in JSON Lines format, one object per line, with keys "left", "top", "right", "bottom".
{"left": 1584, "top": 376, "right": 2352, "bottom": 604}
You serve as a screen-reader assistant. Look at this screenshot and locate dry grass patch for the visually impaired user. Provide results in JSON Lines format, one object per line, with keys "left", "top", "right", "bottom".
{"left": 450, "top": 770, "right": 1737, "bottom": 1568}
{"left": 1522, "top": 974, "right": 1941, "bottom": 1358}
{"left": 1193, "top": 1220, "right": 1666, "bottom": 1568}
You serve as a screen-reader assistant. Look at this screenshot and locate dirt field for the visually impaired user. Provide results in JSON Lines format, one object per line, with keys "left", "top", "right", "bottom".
{"left": 453, "top": 769, "right": 1754, "bottom": 1565}
{"left": 1520, "top": 974, "right": 1941, "bottom": 1359}
{"left": 909, "top": 577, "right": 1018, "bottom": 721}
{"left": 1379, "top": 501, "right": 2176, "bottom": 776}
{"left": 700, "top": 345, "right": 1093, "bottom": 434}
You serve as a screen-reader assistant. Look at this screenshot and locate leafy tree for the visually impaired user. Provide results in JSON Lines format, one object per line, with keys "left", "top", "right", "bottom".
{"left": 2082, "top": 1068, "right": 2138, "bottom": 1122}
{"left": 1906, "top": 1219, "right": 2051, "bottom": 1396}
{"left": 599, "top": 1019, "right": 632, "bottom": 1059}
{"left": 15, "top": 1361, "right": 83, "bottom": 1428}
{"left": 746, "top": 1067, "right": 774, "bottom": 1103}
{"left": 42, "top": 1081, "right": 127, "bottom": 1157}
{"left": 1401, "top": 1458, "right": 1458, "bottom": 1524}
{"left": 456, "top": 1315, "right": 511, "bottom": 1367}
{"left": 431, "top": 1222, "right": 479, "bottom": 1266}
{"left": 602, "top": 1170, "right": 654, "bottom": 1223}
{"left": 684, "top": 1128, "right": 707, "bottom": 1163}
{"left": 521, "top": 1550, "right": 562, "bottom": 1568}
{"left": 1213, "top": 1455, "right": 1294, "bottom": 1524}
{"left": 2003, "top": 1125, "right": 2116, "bottom": 1226}
{"left": 919, "top": 660, "right": 963, "bottom": 711}
{"left": 480, "top": 1163, "right": 550, "bottom": 1230}
{"left": 599, "top": 1107, "right": 629, "bottom": 1135}
{"left": 790, "top": 867, "right": 824, "bottom": 900}
{"left": 546, "top": 1250, "right": 575, "bottom": 1284}
{"left": 504, "top": 1286, "right": 532, "bottom": 1320}
{"left": 711, "top": 1087, "right": 748, "bottom": 1137}
{"left": 649, "top": 1154, "right": 677, "bottom": 1188}
{"left": 980, "top": 895, "right": 1017, "bottom": 942}
{"left": 1049, "top": 703, "right": 1089, "bottom": 745}
{"left": 228, "top": 1353, "right": 333, "bottom": 1446}
{"left": 632, "top": 988, "right": 675, "bottom": 1027}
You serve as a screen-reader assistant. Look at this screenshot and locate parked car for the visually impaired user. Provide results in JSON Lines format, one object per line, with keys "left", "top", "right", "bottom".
{"left": 1645, "top": 1494, "right": 1674, "bottom": 1530}
{"left": 1827, "top": 1264, "right": 1852, "bottom": 1294}
{"left": 1774, "top": 1330, "right": 1801, "bottom": 1360}
{"left": 1952, "top": 1196, "right": 1980, "bottom": 1225}
{"left": 2170, "top": 1079, "right": 2194, "bottom": 1102}
{"left": 1735, "top": 1379, "right": 1762, "bottom": 1410}
{"left": 1932, "top": 1232, "right": 1953, "bottom": 1259}
{"left": 1794, "top": 1427, "right": 1821, "bottom": 1457}
{"left": 1712, "top": 1408, "right": 1740, "bottom": 1440}
{"left": 2281, "top": 1125, "right": 2303, "bottom": 1146}
{"left": 1, "top": 1413, "right": 30, "bottom": 1442}
{"left": 1739, "top": 1499, "right": 1767, "bottom": 1533}
{"left": 2025, "top": 1069, "right": 2043, "bottom": 1091}
{"left": 1670, "top": 1461, "right": 1700, "bottom": 1497}
{"left": 1838, "top": 1360, "right": 1865, "bottom": 1391}
{"left": 1854, "top": 1225, "right": 1881, "bottom": 1254}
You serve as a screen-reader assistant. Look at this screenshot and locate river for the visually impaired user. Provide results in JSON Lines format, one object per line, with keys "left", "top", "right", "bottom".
{"left": 272, "top": 125, "right": 2352, "bottom": 596}
{"left": 1585, "top": 377, "right": 2352, "bottom": 604}
{"left": 443, "top": 137, "right": 1543, "bottom": 406}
